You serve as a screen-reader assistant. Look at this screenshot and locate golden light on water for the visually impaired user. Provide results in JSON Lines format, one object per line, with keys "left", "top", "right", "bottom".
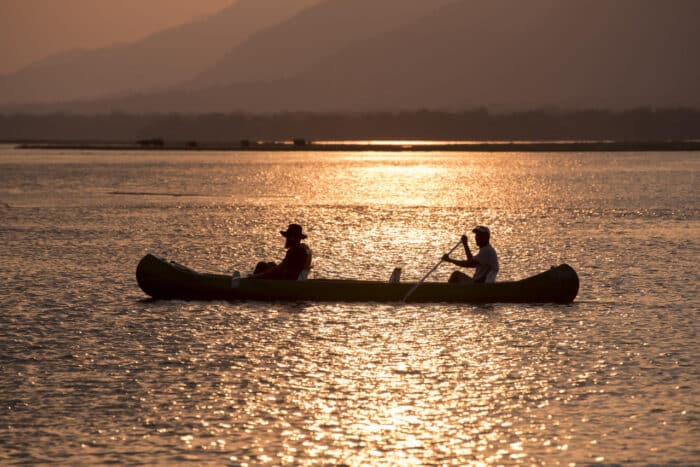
{"left": 314, "top": 140, "right": 485, "bottom": 147}
{"left": 351, "top": 162, "right": 448, "bottom": 206}
{"left": 309, "top": 150, "right": 481, "bottom": 211}
{"left": 2, "top": 148, "right": 697, "bottom": 464}
{"left": 227, "top": 309, "right": 562, "bottom": 465}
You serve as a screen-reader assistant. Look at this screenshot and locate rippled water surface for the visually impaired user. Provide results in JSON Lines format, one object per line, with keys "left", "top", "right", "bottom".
{"left": 1, "top": 146, "right": 698, "bottom": 465}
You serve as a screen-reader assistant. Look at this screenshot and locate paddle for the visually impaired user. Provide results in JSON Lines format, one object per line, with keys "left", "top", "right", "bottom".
{"left": 402, "top": 237, "right": 463, "bottom": 303}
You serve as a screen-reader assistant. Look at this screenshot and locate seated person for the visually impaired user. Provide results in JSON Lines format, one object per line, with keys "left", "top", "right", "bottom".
{"left": 442, "top": 225, "right": 499, "bottom": 284}
{"left": 249, "top": 224, "right": 312, "bottom": 280}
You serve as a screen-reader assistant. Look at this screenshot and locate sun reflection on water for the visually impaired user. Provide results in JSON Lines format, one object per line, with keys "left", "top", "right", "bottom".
{"left": 1, "top": 149, "right": 698, "bottom": 464}
{"left": 227, "top": 307, "right": 566, "bottom": 465}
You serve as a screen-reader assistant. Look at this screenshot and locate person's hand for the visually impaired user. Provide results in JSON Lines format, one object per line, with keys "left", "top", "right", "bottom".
{"left": 461, "top": 234, "right": 469, "bottom": 245}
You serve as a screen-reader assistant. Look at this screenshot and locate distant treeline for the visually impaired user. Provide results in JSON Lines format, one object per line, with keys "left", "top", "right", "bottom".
{"left": 2, "top": 108, "right": 700, "bottom": 143}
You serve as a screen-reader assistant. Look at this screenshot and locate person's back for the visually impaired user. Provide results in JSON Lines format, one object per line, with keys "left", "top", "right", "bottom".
{"left": 472, "top": 242, "right": 498, "bottom": 283}
{"left": 443, "top": 225, "right": 499, "bottom": 284}
{"left": 275, "top": 242, "right": 312, "bottom": 280}
{"left": 249, "top": 224, "right": 312, "bottom": 280}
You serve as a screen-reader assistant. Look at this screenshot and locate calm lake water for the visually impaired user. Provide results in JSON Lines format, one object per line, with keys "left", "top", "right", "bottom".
{"left": 0, "top": 146, "right": 698, "bottom": 465}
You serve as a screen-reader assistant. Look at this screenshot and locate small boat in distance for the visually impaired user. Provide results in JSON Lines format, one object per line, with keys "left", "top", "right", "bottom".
{"left": 136, "top": 254, "right": 579, "bottom": 304}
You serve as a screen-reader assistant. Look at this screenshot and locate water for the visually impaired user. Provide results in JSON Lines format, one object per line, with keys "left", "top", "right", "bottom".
{"left": 1, "top": 146, "right": 698, "bottom": 465}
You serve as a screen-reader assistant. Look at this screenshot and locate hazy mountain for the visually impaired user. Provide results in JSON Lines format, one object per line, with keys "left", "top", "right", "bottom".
{"left": 0, "top": 0, "right": 320, "bottom": 104}
{"left": 332, "top": 0, "right": 700, "bottom": 110}
{"left": 0, "top": 0, "right": 232, "bottom": 75}
{"left": 282, "top": 0, "right": 700, "bottom": 111}
{"left": 191, "top": 0, "right": 454, "bottom": 88}
{"left": 10, "top": 0, "right": 700, "bottom": 113}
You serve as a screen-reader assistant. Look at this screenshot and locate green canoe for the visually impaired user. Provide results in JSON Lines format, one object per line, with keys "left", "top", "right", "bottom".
{"left": 136, "top": 254, "right": 579, "bottom": 304}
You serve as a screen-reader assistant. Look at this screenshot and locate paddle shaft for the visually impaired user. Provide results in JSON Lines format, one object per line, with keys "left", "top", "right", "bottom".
{"left": 402, "top": 239, "right": 463, "bottom": 302}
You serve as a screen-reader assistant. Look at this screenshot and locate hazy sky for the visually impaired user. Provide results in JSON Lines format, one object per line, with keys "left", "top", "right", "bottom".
{"left": 0, "top": 0, "right": 233, "bottom": 75}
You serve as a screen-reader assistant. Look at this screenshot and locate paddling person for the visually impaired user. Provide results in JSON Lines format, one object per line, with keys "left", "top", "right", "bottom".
{"left": 442, "top": 226, "right": 499, "bottom": 284}
{"left": 249, "top": 224, "right": 312, "bottom": 280}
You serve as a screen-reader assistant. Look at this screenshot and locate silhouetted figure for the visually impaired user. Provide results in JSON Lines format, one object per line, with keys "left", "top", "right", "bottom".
{"left": 249, "top": 224, "right": 312, "bottom": 280}
{"left": 443, "top": 226, "right": 499, "bottom": 284}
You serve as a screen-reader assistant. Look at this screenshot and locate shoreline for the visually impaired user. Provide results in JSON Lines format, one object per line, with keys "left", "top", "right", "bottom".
{"left": 12, "top": 140, "right": 700, "bottom": 152}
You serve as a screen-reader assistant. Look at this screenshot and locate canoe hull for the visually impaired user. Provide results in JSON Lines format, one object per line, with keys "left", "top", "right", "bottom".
{"left": 136, "top": 254, "right": 579, "bottom": 304}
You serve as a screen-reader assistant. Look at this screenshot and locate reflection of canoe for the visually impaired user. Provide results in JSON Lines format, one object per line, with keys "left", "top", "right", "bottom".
{"left": 136, "top": 254, "right": 579, "bottom": 304}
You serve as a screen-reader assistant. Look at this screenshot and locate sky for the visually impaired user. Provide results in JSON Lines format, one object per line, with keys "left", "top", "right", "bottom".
{"left": 0, "top": 0, "right": 233, "bottom": 75}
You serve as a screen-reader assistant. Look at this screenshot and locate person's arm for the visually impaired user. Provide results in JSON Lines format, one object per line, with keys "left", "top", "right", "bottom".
{"left": 278, "top": 248, "right": 300, "bottom": 277}
{"left": 251, "top": 247, "right": 306, "bottom": 280}
{"left": 442, "top": 235, "right": 480, "bottom": 267}
{"left": 248, "top": 263, "right": 282, "bottom": 280}
{"left": 248, "top": 250, "right": 291, "bottom": 280}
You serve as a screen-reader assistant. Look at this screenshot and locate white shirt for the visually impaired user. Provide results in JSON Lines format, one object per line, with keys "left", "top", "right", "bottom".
{"left": 473, "top": 244, "right": 499, "bottom": 283}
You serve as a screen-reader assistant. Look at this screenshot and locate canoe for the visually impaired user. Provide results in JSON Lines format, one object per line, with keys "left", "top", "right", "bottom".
{"left": 136, "top": 254, "right": 579, "bottom": 304}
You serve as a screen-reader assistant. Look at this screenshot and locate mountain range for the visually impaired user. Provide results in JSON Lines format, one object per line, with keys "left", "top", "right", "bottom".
{"left": 0, "top": 0, "right": 320, "bottom": 104}
{"left": 2, "top": 0, "right": 699, "bottom": 113}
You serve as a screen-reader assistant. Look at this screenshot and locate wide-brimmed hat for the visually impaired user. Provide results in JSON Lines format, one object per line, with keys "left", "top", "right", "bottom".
{"left": 472, "top": 225, "right": 490, "bottom": 235}
{"left": 280, "top": 223, "right": 307, "bottom": 239}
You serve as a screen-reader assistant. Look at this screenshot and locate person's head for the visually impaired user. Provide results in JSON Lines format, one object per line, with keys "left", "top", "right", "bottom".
{"left": 472, "top": 225, "right": 490, "bottom": 247}
{"left": 280, "top": 223, "right": 307, "bottom": 248}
